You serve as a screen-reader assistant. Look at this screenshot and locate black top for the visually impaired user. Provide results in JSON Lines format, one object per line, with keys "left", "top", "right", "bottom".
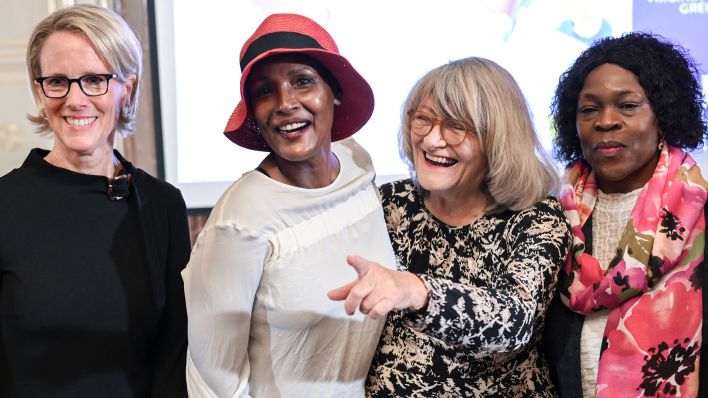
{"left": 0, "top": 149, "right": 190, "bottom": 398}
{"left": 368, "top": 180, "right": 571, "bottom": 397}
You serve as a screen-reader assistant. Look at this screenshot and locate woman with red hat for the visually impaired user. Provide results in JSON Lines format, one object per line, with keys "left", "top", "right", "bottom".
{"left": 181, "top": 13, "right": 397, "bottom": 397}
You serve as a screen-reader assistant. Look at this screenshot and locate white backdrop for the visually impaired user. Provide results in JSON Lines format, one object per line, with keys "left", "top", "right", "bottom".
{"left": 155, "top": 0, "right": 707, "bottom": 208}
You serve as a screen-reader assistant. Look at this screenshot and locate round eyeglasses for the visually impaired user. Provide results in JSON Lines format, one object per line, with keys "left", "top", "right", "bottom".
{"left": 35, "top": 73, "right": 118, "bottom": 99}
{"left": 407, "top": 109, "right": 473, "bottom": 145}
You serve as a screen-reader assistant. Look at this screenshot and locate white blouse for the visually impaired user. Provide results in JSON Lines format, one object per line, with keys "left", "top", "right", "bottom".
{"left": 580, "top": 187, "right": 643, "bottom": 397}
{"left": 182, "top": 139, "right": 397, "bottom": 398}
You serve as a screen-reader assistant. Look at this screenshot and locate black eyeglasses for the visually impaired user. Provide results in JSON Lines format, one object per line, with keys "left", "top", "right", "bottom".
{"left": 407, "top": 109, "right": 473, "bottom": 145}
{"left": 35, "top": 73, "right": 118, "bottom": 98}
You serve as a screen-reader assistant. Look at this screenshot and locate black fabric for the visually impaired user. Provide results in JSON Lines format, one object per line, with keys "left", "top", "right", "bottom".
{"left": 0, "top": 148, "right": 190, "bottom": 398}
{"left": 370, "top": 181, "right": 570, "bottom": 397}
{"left": 543, "top": 215, "right": 592, "bottom": 398}
{"left": 240, "top": 31, "right": 323, "bottom": 71}
{"left": 700, "top": 200, "right": 708, "bottom": 398}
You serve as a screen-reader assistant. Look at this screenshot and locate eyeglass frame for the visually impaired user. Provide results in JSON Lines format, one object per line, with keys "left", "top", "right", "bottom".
{"left": 34, "top": 73, "right": 119, "bottom": 99}
{"left": 407, "top": 109, "right": 474, "bottom": 145}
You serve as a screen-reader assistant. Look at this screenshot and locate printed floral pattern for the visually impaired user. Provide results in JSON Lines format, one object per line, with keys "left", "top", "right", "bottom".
{"left": 558, "top": 146, "right": 706, "bottom": 397}
{"left": 366, "top": 180, "right": 571, "bottom": 397}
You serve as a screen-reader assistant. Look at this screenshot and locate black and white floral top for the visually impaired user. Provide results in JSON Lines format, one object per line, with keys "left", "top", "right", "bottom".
{"left": 367, "top": 179, "right": 571, "bottom": 397}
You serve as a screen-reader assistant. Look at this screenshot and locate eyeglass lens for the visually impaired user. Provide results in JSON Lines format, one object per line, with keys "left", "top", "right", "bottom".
{"left": 410, "top": 111, "right": 468, "bottom": 145}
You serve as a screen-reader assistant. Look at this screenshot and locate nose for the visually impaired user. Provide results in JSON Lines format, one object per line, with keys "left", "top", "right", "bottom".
{"left": 422, "top": 123, "right": 447, "bottom": 147}
{"left": 595, "top": 106, "right": 621, "bottom": 131}
{"left": 275, "top": 84, "right": 298, "bottom": 114}
{"left": 63, "top": 81, "right": 89, "bottom": 107}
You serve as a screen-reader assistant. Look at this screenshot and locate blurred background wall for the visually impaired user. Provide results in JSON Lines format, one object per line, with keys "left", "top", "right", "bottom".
{"left": 0, "top": 0, "right": 207, "bottom": 244}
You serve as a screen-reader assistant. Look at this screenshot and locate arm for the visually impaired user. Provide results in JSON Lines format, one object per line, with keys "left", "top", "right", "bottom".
{"left": 183, "top": 221, "right": 270, "bottom": 398}
{"left": 150, "top": 193, "right": 191, "bottom": 397}
{"left": 330, "top": 200, "right": 570, "bottom": 352}
{"left": 405, "top": 201, "right": 570, "bottom": 351}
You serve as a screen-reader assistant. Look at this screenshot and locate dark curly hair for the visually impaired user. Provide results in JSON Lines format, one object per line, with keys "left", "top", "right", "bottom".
{"left": 551, "top": 31, "right": 707, "bottom": 165}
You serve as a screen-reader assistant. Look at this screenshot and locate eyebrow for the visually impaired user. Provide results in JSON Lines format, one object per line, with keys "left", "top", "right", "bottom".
{"left": 578, "top": 90, "right": 646, "bottom": 103}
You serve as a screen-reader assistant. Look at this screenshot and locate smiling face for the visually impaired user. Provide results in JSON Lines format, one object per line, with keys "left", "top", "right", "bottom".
{"left": 411, "top": 99, "right": 488, "bottom": 200}
{"left": 576, "top": 63, "right": 661, "bottom": 193}
{"left": 247, "top": 54, "right": 335, "bottom": 165}
{"left": 36, "top": 31, "right": 134, "bottom": 161}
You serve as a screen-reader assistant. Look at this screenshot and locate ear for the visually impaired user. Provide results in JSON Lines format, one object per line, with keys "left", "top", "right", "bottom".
{"left": 120, "top": 73, "right": 137, "bottom": 107}
{"left": 33, "top": 80, "right": 45, "bottom": 105}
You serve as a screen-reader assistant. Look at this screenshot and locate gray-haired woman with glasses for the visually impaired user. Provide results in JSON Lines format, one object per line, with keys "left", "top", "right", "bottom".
{"left": 0, "top": 5, "right": 190, "bottom": 397}
{"left": 329, "top": 57, "right": 571, "bottom": 396}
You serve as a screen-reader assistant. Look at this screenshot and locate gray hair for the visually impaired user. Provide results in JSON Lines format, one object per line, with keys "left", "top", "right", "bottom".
{"left": 26, "top": 4, "right": 142, "bottom": 136}
{"left": 399, "top": 57, "right": 559, "bottom": 213}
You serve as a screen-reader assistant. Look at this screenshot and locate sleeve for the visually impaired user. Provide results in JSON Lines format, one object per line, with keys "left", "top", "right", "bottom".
{"left": 182, "top": 217, "right": 270, "bottom": 398}
{"left": 404, "top": 199, "right": 571, "bottom": 352}
{"left": 150, "top": 190, "right": 191, "bottom": 397}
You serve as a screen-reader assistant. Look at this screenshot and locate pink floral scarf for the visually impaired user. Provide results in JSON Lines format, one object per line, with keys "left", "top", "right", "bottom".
{"left": 558, "top": 145, "right": 707, "bottom": 397}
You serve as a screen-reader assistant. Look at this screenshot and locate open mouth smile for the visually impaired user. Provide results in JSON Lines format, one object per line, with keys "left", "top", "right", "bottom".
{"left": 425, "top": 152, "right": 458, "bottom": 167}
{"left": 277, "top": 121, "right": 310, "bottom": 134}
{"left": 65, "top": 116, "right": 97, "bottom": 127}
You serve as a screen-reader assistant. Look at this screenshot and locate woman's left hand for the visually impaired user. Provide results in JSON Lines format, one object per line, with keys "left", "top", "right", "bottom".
{"left": 327, "top": 255, "right": 429, "bottom": 319}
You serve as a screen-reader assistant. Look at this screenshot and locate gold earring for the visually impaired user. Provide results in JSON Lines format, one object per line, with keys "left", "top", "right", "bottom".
{"left": 657, "top": 140, "right": 665, "bottom": 151}
{"left": 39, "top": 109, "right": 48, "bottom": 121}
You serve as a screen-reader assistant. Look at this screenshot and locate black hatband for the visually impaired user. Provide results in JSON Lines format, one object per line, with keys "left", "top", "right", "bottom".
{"left": 240, "top": 32, "right": 323, "bottom": 71}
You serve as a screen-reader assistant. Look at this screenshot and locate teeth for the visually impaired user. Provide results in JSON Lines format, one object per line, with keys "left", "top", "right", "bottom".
{"left": 66, "top": 116, "right": 96, "bottom": 127}
{"left": 425, "top": 153, "right": 456, "bottom": 165}
{"left": 279, "top": 122, "right": 306, "bottom": 132}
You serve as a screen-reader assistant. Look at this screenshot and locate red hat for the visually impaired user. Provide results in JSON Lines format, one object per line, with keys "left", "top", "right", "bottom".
{"left": 224, "top": 13, "right": 375, "bottom": 151}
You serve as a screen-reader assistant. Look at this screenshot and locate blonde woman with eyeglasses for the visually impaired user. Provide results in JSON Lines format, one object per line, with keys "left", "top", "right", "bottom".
{"left": 330, "top": 57, "right": 571, "bottom": 397}
{"left": 0, "top": 5, "right": 190, "bottom": 397}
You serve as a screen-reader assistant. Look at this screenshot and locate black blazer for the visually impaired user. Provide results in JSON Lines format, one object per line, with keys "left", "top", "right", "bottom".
{"left": 0, "top": 149, "right": 190, "bottom": 398}
{"left": 120, "top": 151, "right": 191, "bottom": 397}
{"left": 543, "top": 204, "right": 708, "bottom": 397}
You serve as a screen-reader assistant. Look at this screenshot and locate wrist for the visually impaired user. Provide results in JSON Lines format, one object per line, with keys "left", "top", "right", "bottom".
{"left": 410, "top": 274, "right": 430, "bottom": 311}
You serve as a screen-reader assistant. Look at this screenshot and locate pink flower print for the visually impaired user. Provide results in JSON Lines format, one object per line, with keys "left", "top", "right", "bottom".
{"left": 596, "top": 282, "right": 701, "bottom": 397}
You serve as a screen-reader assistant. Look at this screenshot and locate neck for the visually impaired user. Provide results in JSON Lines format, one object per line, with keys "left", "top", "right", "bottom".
{"left": 424, "top": 188, "right": 492, "bottom": 227}
{"left": 264, "top": 148, "right": 340, "bottom": 189}
{"left": 44, "top": 146, "right": 119, "bottom": 178}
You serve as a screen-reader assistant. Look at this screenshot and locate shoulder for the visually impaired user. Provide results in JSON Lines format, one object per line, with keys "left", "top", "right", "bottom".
{"left": 333, "top": 138, "right": 373, "bottom": 172}
{"left": 205, "top": 171, "right": 279, "bottom": 227}
{"left": 516, "top": 196, "right": 565, "bottom": 219}
{"left": 504, "top": 196, "right": 570, "bottom": 240}
{"left": 131, "top": 167, "right": 185, "bottom": 205}
{"left": 0, "top": 169, "right": 26, "bottom": 210}
{"left": 0, "top": 158, "right": 37, "bottom": 200}
{"left": 0, "top": 150, "right": 41, "bottom": 188}
{"left": 0, "top": 167, "right": 26, "bottom": 187}
{"left": 379, "top": 178, "right": 417, "bottom": 204}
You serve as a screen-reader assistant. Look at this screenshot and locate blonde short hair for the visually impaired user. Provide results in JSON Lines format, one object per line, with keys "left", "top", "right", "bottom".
{"left": 26, "top": 4, "right": 142, "bottom": 136}
{"left": 400, "top": 57, "right": 559, "bottom": 213}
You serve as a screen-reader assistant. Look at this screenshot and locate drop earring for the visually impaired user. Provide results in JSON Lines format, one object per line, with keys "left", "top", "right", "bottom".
{"left": 657, "top": 139, "right": 665, "bottom": 151}
{"left": 40, "top": 109, "right": 48, "bottom": 120}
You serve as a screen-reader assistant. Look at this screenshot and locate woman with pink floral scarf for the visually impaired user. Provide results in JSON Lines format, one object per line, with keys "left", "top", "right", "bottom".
{"left": 544, "top": 32, "right": 708, "bottom": 398}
